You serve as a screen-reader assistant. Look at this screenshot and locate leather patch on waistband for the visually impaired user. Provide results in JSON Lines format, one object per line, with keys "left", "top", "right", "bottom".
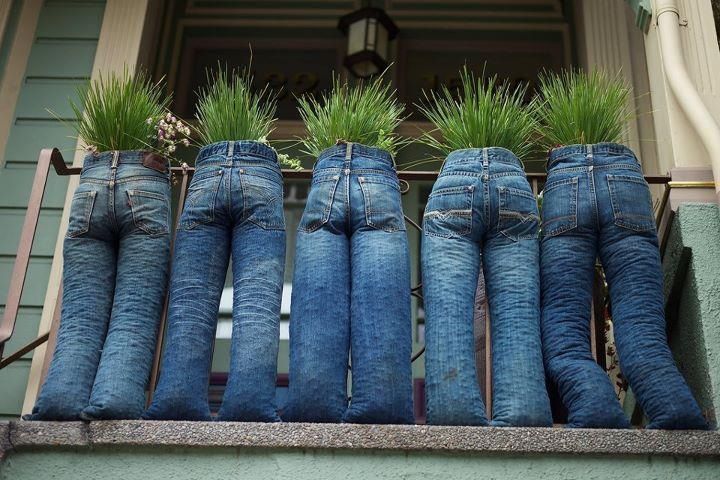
{"left": 142, "top": 152, "right": 169, "bottom": 173}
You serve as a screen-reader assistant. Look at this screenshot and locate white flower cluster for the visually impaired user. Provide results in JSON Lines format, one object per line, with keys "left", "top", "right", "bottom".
{"left": 149, "top": 112, "right": 192, "bottom": 156}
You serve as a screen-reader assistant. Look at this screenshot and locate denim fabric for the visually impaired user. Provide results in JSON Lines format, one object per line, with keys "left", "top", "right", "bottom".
{"left": 144, "top": 141, "right": 285, "bottom": 422}
{"left": 541, "top": 143, "right": 708, "bottom": 429}
{"left": 27, "top": 151, "right": 171, "bottom": 420}
{"left": 283, "top": 143, "right": 414, "bottom": 424}
{"left": 421, "top": 147, "right": 552, "bottom": 427}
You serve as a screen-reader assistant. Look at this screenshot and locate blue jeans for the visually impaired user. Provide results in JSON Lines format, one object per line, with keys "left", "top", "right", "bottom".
{"left": 28, "top": 151, "right": 171, "bottom": 420}
{"left": 144, "top": 141, "right": 286, "bottom": 422}
{"left": 422, "top": 148, "right": 552, "bottom": 427}
{"left": 283, "top": 143, "right": 414, "bottom": 424}
{"left": 541, "top": 143, "right": 708, "bottom": 429}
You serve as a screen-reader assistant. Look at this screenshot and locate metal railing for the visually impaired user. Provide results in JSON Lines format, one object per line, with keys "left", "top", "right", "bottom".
{"left": 0, "top": 147, "right": 673, "bottom": 420}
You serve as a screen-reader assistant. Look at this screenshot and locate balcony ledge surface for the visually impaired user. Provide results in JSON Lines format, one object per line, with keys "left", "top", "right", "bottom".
{"left": 1, "top": 420, "right": 719, "bottom": 459}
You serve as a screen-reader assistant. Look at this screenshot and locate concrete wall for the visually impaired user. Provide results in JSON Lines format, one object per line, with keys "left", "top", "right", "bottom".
{"left": 2, "top": 447, "right": 719, "bottom": 480}
{"left": 663, "top": 202, "right": 720, "bottom": 427}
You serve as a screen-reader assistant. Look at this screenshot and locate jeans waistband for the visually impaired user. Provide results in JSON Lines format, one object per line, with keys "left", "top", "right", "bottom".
{"left": 82, "top": 150, "right": 169, "bottom": 169}
{"left": 195, "top": 141, "right": 279, "bottom": 168}
{"left": 547, "top": 143, "right": 638, "bottom": 170}
{"left": 315, "top": 142, "right": 395, "bottom": 172}
{"left": 440, "top": 147, "right": 524, "bottom": 175}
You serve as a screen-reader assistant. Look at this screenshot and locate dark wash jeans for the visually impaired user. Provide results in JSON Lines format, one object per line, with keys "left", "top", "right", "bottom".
{"left": 144, "top": 141, "right": 286, "bottom": 422}
{"left": 283, "top": 143, "right": 414, "bottom": 424}
{"left": 28, "top": 151, "right": 171, "bottom": 420}
{"left": 422, "top": 147, "right": 552, "bottom": 427}
{"left": 541, "top": 143, "right": 708, "bottom": 429}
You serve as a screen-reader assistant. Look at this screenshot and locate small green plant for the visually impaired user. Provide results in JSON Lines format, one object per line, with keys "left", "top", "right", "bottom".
{"left": 68, "top": 68, "right": 169, "bottom": 152}
{"left": 533, "top": 69, "right": 631, "bottom": 149}
{"left": 297, "top": 74, "right": 405, "bottom": 157}
{"left": 194, "top": 66, "right": 300, "bottom": 169}
{"left": 195, "top": 67, "right": 276, "bottom": 145}
{"left": 416, "top": 67, "right": 537, "bottom": 159}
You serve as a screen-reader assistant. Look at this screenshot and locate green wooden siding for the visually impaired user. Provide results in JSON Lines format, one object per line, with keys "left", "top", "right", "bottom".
{"left": 0, "top": 0, "right": 105, "bottom": 417}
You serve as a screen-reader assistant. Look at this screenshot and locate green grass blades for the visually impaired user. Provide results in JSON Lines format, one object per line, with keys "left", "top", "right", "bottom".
{"left": 195, "top": 67, "right": 276, "bottom": 145}
{"left": 69, "top": 68, "right": 168, "bottom": 152}
{"left": 417, "top": 67, "right": 536, "bottom": 159}
{"left": 297, "top": 74, "right": 405, "bottom": 157}
{"left": 533, "top": 69, "right": 631, "bottom": 149}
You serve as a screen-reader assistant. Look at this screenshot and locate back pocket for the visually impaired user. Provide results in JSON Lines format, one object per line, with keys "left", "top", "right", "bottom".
{"left": 128, "top": 189, "right": 170, "bottom": 236}
{"left": 180, "top": 170, "right": 222, "bottom": 230}
{"left": 240, "top": 171, "right": 285, "bottom": 230}
{"left": 423, "top": 185, "right": 473, "bottom": 238}
{"left": 298, "top": 174, "right": 340, "bottom": 233}
{"left": 498, "top": 186, "right": 539, "bottom": 241}
{"left": 541, "top": 177, "right": 578, "bottom": 237}
{"left": 607, "top": 174, "right": 655, "bottom": 232}
{"left": 358, "top": 175, "right": 406, "bottom": 232}
{"left": 66, "top": 190, "right": 97, "bottom": 238}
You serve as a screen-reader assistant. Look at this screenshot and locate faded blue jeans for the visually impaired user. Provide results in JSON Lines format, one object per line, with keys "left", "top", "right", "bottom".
{"left": 541, "top": 143, "right": 708, "bottom": 429}
{"left": 144, "top": 141, "right": 286, "bottom": 422}
{"left": 422, "top": 147, "right": 552, "bottom": 427}
{"left": 283, "top": 143, "right": 414, "bottom": 424}
{"left": 28, "top": 151, "right": 171, "bottom": 420}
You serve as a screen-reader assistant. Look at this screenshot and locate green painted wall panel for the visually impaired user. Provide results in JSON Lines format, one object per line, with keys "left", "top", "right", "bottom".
{"left": 35, "top": 1, "right": 105, "bottom": 39}
{"left": 3, "top": 123, "right": 78, "bottom": 162}
{"left": 0, "top": 258, "right": 53, "bottom": 307}
{"left": 0, "top": 166, "right": 69, "bottom": 208}
{"left": 14, "top": 79, "right": 86, "bottom": 120}
{"left": 0, "top": 361, "right": 30, "bottom": 416}
{"left": 25, "top": 41, "right": 97, "bottom": 79}
{"left": 0, "top": 307, "right": 43, "bottom": 358}
{"left": 0, "top": 209, "right": 62, "bottom": 256}
{"left": 2, "top": 447, "right": 719, "bottom": 480}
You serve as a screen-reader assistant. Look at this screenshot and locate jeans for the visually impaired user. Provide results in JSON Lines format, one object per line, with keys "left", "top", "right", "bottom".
{"left": 422, "top": 147, "right": 552, "bottom": 427}
{"left": 144, "top": 141, "right": 285, "bottom": 422}
{"left": 28, "top": 151, "right": 171, "bottom": 420}
{"left": 283, "top": 143, "right": 414, "bottom": 424}
{"left": 541, "top": 143, "right": 708, "bottom": 429}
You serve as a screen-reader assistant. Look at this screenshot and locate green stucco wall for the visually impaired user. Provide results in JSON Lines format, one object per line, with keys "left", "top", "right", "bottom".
{"left": 663, "top": 202, "right": 720, "bottom": 427}
{"left": 2, "top": 447, "right": 719, "bottom": 480}
{"left": 0, "top": 0, "right": 105, "bottom": 418}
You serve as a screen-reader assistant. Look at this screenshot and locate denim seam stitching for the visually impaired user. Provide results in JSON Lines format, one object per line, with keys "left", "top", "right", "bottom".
{"left": 423, "top": 188, "right": 473, "bottom": 238}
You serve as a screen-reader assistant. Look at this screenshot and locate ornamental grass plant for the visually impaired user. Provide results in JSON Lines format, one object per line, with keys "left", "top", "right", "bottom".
{"left": 69, "top": 68, "right": 169, "bottom": 152}
{"left": 195, "top": 67, "right": 276, "bottom": 145}
{"left": 416, "top": 66, "right": 537, "bottom": 159}
{"left": 533, "top": 69, "right": 631, "bottom": 149}
{"left": 297, "top": 74, "right": 405, "bottom": 157}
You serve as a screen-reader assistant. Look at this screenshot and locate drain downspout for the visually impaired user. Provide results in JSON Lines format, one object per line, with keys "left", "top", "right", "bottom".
{"left": 655, "top": 0, "right": 720, "bottom": 204}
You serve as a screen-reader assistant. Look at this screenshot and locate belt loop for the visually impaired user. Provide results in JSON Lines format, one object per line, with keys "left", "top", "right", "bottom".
{"left": 111, "top": 150, "right": 119, "bottom": 169}
{"left": 482, "top": 148, "right": 489, "bottom": 168}
{"left": 345, "top": 142, "right": 353, "bottom": 160}
{"left": 586, "top": 144, "right": 593, "bottom": 158}
{"left": 227, "top": 141, "right": 234, "bottom": 158}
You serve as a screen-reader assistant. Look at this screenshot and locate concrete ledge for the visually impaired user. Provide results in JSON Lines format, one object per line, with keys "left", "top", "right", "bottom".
{"left": 1, "top": 421, "right": 719, "bottom": 459}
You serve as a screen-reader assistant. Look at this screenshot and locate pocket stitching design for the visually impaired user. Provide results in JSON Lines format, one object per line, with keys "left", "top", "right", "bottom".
{"left": 128, "top": 189, "right": 169, "bottom": 236}
{"left": 299, "top": 175, "right": 340, "bottom": 233}
{"left": 423, "top": 186, "right": 473, "bottom": 238}
{"left": 181, "top": 172, "right": 222, "bottom": 230}
{"left": 541, "top": 177, "right": 578, "bottom": 238}
{"left": 66, "top": 191, "right": 97, "bottom": 238}
{"left": 239, "top": 172, "right": 285, "bottom": 231}
{"left": 498, "top": 186, "right": 539, "bottom": 241}
{"left": 359, "top": 176, "right": 406, "bottom": 232}
{"left": 607, "top": 175, "right": 655, "bottom": 232}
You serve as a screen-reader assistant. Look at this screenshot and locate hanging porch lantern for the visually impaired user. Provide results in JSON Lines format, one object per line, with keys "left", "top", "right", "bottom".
{"left": 338, "top": 6, "right": 399, "bottom": 79}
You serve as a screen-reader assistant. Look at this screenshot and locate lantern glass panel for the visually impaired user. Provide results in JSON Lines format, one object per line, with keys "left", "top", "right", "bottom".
{"left": 347, "top": 19, "right": 367, "bottom": 55}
